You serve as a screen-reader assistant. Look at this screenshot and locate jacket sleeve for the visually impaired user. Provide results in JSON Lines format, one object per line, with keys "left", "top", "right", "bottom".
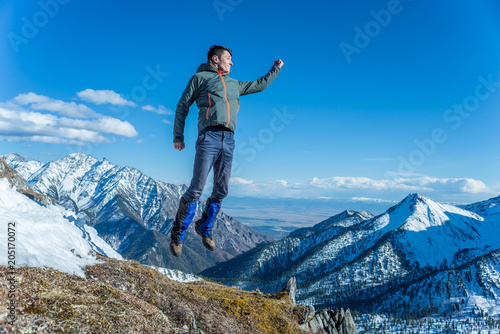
{"left": 238, "top": 64, "right": 282, "bottom": 96}
{"left": 173, "top": 75, "right": 200, "bottom": 143}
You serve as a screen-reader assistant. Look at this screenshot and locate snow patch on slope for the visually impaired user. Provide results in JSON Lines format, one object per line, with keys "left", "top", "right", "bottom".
{"left": 0, "top": 178, "right": 122, "bottom": 277}
{"left": 151, "top": 266, "right": 204, "bottom": 283}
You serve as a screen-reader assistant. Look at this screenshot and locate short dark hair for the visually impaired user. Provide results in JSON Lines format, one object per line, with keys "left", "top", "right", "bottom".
{"left": 207, "top": 45, "right": 232, "bottom": 62}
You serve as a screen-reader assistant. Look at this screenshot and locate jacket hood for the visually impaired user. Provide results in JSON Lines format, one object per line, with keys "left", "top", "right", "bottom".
{"left": 196, "top": 61, "right": 230, "bottom": 75}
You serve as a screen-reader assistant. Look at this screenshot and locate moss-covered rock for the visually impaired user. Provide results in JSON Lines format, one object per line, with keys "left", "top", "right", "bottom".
{"left": 0, "top": 255, "right": 312, "bottom": 333}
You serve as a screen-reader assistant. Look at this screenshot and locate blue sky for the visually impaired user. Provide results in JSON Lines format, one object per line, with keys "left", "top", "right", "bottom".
{"left": 1, "top": 0, "right": 499, "bottom": 203}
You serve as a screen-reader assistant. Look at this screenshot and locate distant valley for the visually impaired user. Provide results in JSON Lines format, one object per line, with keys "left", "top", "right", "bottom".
{"left": 222, "top": 196, "right": 395, "bottom": 240}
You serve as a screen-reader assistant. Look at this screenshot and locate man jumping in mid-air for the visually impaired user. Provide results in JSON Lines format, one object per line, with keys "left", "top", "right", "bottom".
{"left": 170, "top": 44, "right": 284, "bottom": 257}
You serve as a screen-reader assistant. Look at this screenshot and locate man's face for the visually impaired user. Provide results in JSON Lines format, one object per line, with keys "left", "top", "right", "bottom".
{"left": 213, "top": 50, "right": 233, "bottom": 72}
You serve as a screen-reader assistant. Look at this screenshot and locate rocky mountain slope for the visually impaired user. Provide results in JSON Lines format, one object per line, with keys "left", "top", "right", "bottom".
{"left": 0, "top": 256, "right": 358, "bottom": 334}
{"left": 0, "top": 157, "right": 53, "bottom": 206}
{"left": 0, "top": 170, "right": 357, "bottom": 333}
{"left": 202, "top": 194, "right": 500, "bottom": 318}
{"left": 2, "top": 152, "right": 272, "bottom": 273}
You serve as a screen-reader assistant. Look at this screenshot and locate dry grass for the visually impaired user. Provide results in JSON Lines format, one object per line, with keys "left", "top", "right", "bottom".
{"left": 0, "top": 255, "right": 309, "bottom": 333}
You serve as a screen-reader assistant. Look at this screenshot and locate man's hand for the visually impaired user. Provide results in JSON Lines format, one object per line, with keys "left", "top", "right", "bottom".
{"left": 274, "top": 59, "right": 284, "bottom": 68}
{"left": 174, "top": 142, "right": 185, "bottom": 151}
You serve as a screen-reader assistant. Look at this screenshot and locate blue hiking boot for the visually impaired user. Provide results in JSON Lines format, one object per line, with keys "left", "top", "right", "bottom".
{"left": 170, "top": 197, "right": 197, "bottom": 257}
{"left": 195, "top": 199, "right": 221, "bottom": 251}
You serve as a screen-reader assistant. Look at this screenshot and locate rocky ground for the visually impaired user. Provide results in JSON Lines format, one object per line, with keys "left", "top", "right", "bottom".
{"left": 0, "top": 255, "right": 357, "bottom": 333}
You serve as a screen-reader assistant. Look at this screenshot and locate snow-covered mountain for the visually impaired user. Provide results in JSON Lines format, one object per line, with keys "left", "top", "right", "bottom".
{"left": 0, "top": 157, "right": 53, "bottom": 205}
{"left": 202, "top": 193, "right": 500, "bottom": 317}
{"left": 3, "top": 153, "right": 45, "bottom": 181}
{"left": 289, "top": 210, "right": 374, "bottom": 237}
{"left": 221, "top": 196, "right": 393, "bottom": 240}
{"left": 0, "top": 178, "right": 122, "bottom": 277}
{"left": 2, "top": 152, "right": 272, "bottom": 274}
{"left": 461, "top": 195, "right": 500, "bottom": 216}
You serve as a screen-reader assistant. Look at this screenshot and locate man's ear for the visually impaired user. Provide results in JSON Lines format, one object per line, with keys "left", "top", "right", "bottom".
{"left": 211, "top": 54, "right": 219, "bottom": 64}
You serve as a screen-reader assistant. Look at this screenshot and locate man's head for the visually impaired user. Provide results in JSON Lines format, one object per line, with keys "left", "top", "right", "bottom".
{"left": 208, "top": 45, "right": 233, "bottom": 73}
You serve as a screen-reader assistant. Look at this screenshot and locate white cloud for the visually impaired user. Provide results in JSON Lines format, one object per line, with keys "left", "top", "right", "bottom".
{"left": 227, "top": 175, "right": 492, "bottom": 200}
{"left": 0, "top": 111, "right": 107, "bottom": 143}
{"left": 309, "top": 176, "right": 423, "bottom": 191}
{"left": 58, "top": 116, "right": 138, "bottom": 137}
{"left": 416, "top": 177, "right": 488, "bottom": 194}
{"left": 270, "top": 179, "right": 289, "bottom": 187}
{"left": 31, "top": 100, "right": 96, "bottom": 118}
{"left": 142, "top": 104, "right": 173, "bottom": 115}
{"left": 0, "top": 92, "right": 139, "bottom": 146}
{"left": 13, "top": 92, "right": 50, "bottom": 104}
{"left": 77, "top": 89, "right": 136, "bottom": 106}
{"left": 309, "top": 176, "right": 489, "bottom": 194}
{"left": 230, "top": 177, "right": 254, "bottom": 185}
{"left": 11, "top": 92, "right": 97, "bottom": 118}
{"left": 352, "top": 197, "right": 396, "bottom": 203}
{"left": 162, "top": 119, "right": 172, "bottom": 125}
{"left": 461, "top": 180, "right": 487, "bottom": 193}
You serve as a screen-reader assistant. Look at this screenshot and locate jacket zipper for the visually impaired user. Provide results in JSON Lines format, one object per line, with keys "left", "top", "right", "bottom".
{"left": 206, "top": 93, "right": 211, "bottom": 120}
{"left": 209, "top": 63, "right": 231, "bottom": 127}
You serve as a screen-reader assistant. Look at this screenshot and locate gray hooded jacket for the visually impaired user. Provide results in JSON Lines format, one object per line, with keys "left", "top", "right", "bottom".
{"left": 173, "top": 61, "right": 281, "bottom": 142}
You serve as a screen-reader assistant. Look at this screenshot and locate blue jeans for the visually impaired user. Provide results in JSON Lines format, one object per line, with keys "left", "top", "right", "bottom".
{"left": 183, "top": 127, "right": 235, "bottom": 204}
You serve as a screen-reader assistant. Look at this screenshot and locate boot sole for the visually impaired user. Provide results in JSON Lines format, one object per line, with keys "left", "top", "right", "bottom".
{"left": 195, "top": 226, "right": 216, "bottom": 251}
{"left": 169, "top": 242, "right": 182, "bottom": 257}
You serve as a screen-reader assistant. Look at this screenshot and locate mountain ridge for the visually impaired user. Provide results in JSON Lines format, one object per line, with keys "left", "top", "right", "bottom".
{"left": 0, "top": 166, "right": 358, "bottom": 333}
{"left": 2, "top": 152, "right": 272, "bottom": 274}
{"left": 202, "top": 192, "right": 500, "bottom": 318}
{"left": 289, "top": 210, "right": 373, "bottom": 237}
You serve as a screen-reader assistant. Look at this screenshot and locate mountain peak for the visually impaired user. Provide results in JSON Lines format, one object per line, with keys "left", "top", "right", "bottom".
{"left": 376, "top": 192, "right": 483, "bottom": 236}
{"left": 345, "top": 209, "right": 356, "bottom": 215}
{"left": 66, "top": 152, "right": 91, "bottom": 160}
{"left": 289, "top": 209, "right": 372, "bottom": 237}
{"left": 339, "top": 209, "right": 374, "bottom": 222}
{"left": 402, "top": 193, "right": 429, "bottom": 204}
{"left": 52, "top": 152, "right": 98, "bottom": 169}
{"left": 359, "top": 210, "right": 373, "bottom": 218}
{"left": 4, "top": 152, "right": 28, "bottom": 162}
{"left": 388, "top": 193, "right": 436, "bottom": 216}
{"left": 397, "top": 193, "right": 483, "bottom": 233}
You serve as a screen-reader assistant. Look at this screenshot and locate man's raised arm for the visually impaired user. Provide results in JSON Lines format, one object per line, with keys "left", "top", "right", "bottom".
{"left": 238, "top": 59, "right": 284, "bottom": 96}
